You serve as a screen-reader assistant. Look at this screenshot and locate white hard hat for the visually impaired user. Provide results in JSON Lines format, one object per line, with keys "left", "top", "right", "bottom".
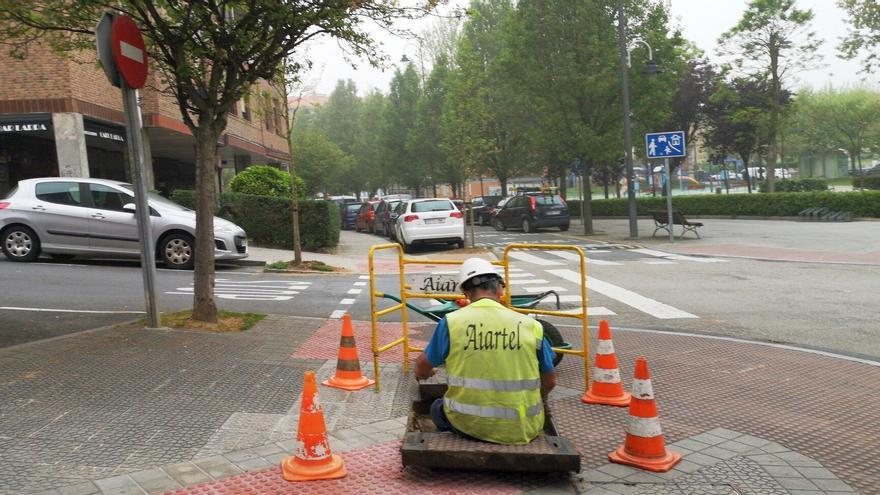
{"left": 459, "top": 258, "right": 499, "bottom": 288}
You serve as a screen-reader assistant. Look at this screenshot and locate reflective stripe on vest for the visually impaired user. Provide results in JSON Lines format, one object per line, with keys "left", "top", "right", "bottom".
{"left": 444, "top": 397, "right": 543, "bottom": 420}
{"left": 447, "top": 375, "right": 541, "bottom": 392}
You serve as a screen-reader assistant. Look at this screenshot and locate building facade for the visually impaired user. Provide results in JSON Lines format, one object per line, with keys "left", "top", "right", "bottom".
{"left": 0, "top": 43, "right": 289, "bottom": 197}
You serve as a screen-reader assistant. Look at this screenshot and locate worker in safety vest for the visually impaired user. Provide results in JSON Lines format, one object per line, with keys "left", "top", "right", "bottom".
{"left": 414, "top": 258, "right": 557, "bottom": 445}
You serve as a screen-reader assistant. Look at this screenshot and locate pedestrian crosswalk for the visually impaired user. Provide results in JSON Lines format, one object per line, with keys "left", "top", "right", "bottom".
{"left": 425, "top": 246, "right": 719, "bottom": 321}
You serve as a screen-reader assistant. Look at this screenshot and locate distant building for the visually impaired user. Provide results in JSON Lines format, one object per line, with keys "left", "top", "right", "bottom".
{"left": 0, "top": 43, "right": 289, "bottom": 197}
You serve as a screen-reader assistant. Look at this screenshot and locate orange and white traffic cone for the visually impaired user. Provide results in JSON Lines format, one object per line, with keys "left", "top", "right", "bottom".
{"left": 322, "top": 314, "right": 374, "bottom": 391}
{"left": 281, "top": 371, "right": 347, "bottom": 482}
{"left": 582, "top": 320, "right": 631, "bottom": 407}
{"left": 608, "top": 357, "right": 681, "bottom": 472}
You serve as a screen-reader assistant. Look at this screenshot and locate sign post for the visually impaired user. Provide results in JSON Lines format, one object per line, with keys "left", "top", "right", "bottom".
{"left": 97, "top": 13, "right": 161, "bottom": 328}
{"left": 645, "top": 131, "right": 686, "bottom": 243}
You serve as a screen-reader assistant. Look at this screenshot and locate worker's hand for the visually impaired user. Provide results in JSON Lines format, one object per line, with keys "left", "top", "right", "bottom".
{"left": 414, "top": 354, "right": 436, "bottom": 380}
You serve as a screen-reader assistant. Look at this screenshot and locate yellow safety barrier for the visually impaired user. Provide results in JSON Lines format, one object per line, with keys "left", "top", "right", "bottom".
{"left": 502, "top": 244, "right": 591, "bottom": 391}
{"left": 368, "top": 242, "right": 591, "bottom": 393}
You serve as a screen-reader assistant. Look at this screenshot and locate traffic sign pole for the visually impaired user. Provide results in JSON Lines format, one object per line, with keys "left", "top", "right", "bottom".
{"left": 98, "top": 12, "right": 160, "bottom": 328}
{"left": 664, "top": 158, "right": 673, "bottom": 243}
{"left": 121, "top": 81, "right": 161, "bottom": 328}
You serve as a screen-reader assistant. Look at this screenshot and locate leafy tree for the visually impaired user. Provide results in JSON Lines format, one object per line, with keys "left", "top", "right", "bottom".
{"left": 445, "top": 0, "right": 533, "bottom": 197}
{"left": 229, "top": 165, "right": 303, "bottom": 198}
{"left": 792, "top": 88, "right": 880, "bottom": 175}
{"left": 718, "top": 0, "right": 822, "bottom": 192}
{"left": 705, "top": 77, "right": 779, "bottom": 188}
{"left": 381, "top": 64, "right": 423, "bottom": 193}
{"left": 839, "top": 0, "right": 880, "bottom": 74}
{"left": 352, "top": 91, "right": 388, "bottom": 195}
{"left": 0, "top": 0, "right": 434, "bottom": 322}
{"left": 317, "top": 80, "right": 362, "bottom": 156}
{"left": 411, "top": 54, "right": 452, "bottom": 196}
{"left": 292, "top": 128, "right": 353, "bottom": 196}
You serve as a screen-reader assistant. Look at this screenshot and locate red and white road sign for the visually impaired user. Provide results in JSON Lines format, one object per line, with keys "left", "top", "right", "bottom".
{"left": 110, "top": 15, "right": 147, "bottom": 89}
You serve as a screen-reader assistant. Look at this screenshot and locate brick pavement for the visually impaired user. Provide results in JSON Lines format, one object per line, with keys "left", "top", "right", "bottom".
{"left": 1, "top": 316, "right": 877, "bottom": 494}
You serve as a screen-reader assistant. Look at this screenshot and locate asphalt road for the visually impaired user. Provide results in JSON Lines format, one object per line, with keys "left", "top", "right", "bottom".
{"left": 1, "top": 225, "right": 877, "bottom": 360}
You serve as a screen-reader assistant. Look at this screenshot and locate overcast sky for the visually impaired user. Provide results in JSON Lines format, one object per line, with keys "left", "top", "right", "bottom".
{"left": 300, "top": 0, "right": 874, "bottom": 96}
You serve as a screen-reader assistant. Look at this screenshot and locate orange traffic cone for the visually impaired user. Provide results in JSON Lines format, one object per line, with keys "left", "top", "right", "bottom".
{"left": 281, "top": 371, "right": 347, "bottom": 481}
{"left": 322, "top": 314, "right": 374, "bottom": 391}
{"left": 608, "top": 357, "right": 681, "bottom": 472}
{"left": 582, "top": 320, "right": 631, "bottom": 407}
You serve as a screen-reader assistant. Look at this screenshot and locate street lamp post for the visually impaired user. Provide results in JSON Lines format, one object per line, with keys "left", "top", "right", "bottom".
{"left": 617, "top": 1, "right": 661, "bottom": 240}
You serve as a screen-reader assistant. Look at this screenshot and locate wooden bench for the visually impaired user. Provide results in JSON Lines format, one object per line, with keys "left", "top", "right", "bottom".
{"left": 649, "top": 210, "right": 703, "bottom": 239}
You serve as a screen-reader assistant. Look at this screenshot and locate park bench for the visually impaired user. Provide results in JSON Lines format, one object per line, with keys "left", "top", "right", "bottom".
{"left": 650, "top": 210, "right": 703, "bottom": 239}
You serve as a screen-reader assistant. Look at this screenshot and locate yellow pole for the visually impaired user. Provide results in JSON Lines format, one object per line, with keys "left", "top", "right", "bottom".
{"left": 369, "top": 246, "right": 381, "bottom": 392}
{"left": 399, "top": 245, "right": 410, "bottom": 374}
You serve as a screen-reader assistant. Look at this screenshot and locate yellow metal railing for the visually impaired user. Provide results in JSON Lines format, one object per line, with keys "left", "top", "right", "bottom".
{"left": 502, "top": 244, "right": 591, "bottom": 390}
{"left": 368, "top": 243, "right": 591, "bottom": 393}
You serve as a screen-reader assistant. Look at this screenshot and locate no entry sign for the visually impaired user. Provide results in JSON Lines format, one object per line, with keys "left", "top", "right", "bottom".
{"left": 109, "top": 15, "right": 147, "bottom": 89}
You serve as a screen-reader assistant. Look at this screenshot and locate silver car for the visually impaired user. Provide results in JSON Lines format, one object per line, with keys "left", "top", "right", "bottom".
{"left": 0, "top": 178, "right": 247, "bottom": 269}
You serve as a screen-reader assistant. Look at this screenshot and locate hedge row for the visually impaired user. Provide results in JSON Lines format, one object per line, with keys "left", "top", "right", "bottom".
{"left": 853, "top": 176, "right": 880, "bottom": 190}
{"left": 565, "top": 190, "right": 880, "bottom": 218}
{"left": 757, "top": 178, "right": 829, "bottom": 193}
{"left": 169, "top": 190, "right": 340, "bottom": 250}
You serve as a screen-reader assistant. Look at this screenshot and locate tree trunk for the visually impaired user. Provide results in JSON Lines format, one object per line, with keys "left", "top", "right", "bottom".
{"left": 500, "top": 178, "right": 508, "bottom": 197}
{"left": 582, "top": 166, "right": 593, "bottom": 235}
{"left": 192, "top": 126, "right": 220, "bottom": 323}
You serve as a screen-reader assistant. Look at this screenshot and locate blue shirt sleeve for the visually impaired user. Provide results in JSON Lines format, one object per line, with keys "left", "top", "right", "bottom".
{"left": 537, "top": 336, "right": 555, "bottom": 374}
{"left": 424, "top": 317, "right": 450, "bottom": 367}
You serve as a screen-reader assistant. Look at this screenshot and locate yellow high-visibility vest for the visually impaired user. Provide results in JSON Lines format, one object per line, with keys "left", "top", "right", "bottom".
{"left": 443, "top": 298, "right": 544, "bottom": 445}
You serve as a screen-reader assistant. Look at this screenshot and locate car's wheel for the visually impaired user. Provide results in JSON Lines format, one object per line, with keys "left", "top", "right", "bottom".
{"left": 1, "top": 225, "right": 41, "bottom": 262}
{"left": 537, "top": 319, "right": 565, "bottom": 367}
{"left": 559, "top": 223, "right": 570, "bottom": 232}
{"left": 494, "top": 218, "right": 506, "bottom": 231}
{"left": 523, "top": 218, "right": 535, "bottom": 233}
{"left": 456, "top": 239, "right": 465, "bottom": 249}
{"left": 159, "top": 233, "right": 195, "bottom": 270}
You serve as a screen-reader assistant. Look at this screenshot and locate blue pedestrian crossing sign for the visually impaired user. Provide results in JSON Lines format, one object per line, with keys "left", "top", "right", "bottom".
{"left": 646, "top": 131, "right": 686, "bottom": 159}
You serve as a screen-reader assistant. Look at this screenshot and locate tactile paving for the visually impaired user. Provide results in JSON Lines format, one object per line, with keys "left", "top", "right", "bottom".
{"left": 291, "top": 319, "right": 432, "bottom": 362}
{"left": 164, "top": 440, "right": 565, "bottom": 494}
{"left": 549, "top": 325, "right": 880, "bottom": 493}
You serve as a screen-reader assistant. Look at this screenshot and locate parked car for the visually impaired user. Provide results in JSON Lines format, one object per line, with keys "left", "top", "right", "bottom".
{"left": 493, "top": 192, "right": 569, "bottom": 233}
{"left": 374, "top": 199, "right": 402, "bottom": 237}
{"left": 471, "top": 195, "right": 504, "bottom": 225}
{"left": 341, "top": 202, "right": 363, "bottom": 230}
{"left": 355, "top": 199, "right": 381, "bottom": 233}
{"left": 0, "top": 177, "right": 247, "bottom": 269}
{"left": 394, "top": 198, "right": 464, "bottom": 253}
{"left": 388, "top": 201, "right": 408, "bottom": 241}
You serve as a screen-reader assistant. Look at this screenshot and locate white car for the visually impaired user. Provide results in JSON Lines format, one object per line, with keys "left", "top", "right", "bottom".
{"left": 394, "top": 198, "right": 464, "bottom": 253}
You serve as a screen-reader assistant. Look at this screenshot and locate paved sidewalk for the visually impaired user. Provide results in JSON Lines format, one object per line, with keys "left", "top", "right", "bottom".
{"left": 2, "top": 315, "right": 877, "bottom": 494}
{"left": 564, "top": 217, "right": 880, "bottom": 265}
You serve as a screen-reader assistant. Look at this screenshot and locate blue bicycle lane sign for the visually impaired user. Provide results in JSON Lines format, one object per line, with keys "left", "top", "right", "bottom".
{"left": 646, "top": 131, "right": 686, "bottom": 159}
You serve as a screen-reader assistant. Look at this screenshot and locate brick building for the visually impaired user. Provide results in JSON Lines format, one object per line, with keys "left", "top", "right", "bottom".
{"left": 0, "top": 43, "right": 290, "bottom": 197}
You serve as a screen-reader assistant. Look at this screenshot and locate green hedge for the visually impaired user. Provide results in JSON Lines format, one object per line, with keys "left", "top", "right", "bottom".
{"left": 758, "top": 178, "right": 828, "bottom": 193}
{"left": 565, "top": 191, "right": 880, "bottom": 218}
{"left": 169, "top": 190, "right": 340, "bottom": 250}
{"left": 853, "top": 176, "right": 880, "bottom": 190}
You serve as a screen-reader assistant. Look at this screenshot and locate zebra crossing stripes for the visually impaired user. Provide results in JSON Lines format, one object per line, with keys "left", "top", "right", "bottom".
{"left": 166, "top": 279, "right": 310, "bottom": 301}
{"left": 545, "top": 250, "right": 623, "bottom": 266}
{"left": 547, "top": 269, "right": 697, "bottom": 319}
{"left": 509, "top": 279, "right": 550, "bottom": 285}
{"left": 631, "top": 248, "right": 728, "bottom": 263}
{"left": 524, "top": 286, "right": 568, "bottom": 293}
{"left": 507, "top": 251, "right": 564, "bottom": 266}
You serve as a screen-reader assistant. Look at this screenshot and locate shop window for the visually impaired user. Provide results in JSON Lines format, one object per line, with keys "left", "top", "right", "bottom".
{"left": 35, "top": 181, "right": 82, "bottom": 206}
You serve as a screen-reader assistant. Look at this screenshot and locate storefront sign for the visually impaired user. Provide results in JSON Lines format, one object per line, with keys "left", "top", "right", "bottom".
{"left": 84, "top": 129, "right": 125, "bottom": 142}
{"left": 0, "top": 123, "right": 49, "bottom": 133}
